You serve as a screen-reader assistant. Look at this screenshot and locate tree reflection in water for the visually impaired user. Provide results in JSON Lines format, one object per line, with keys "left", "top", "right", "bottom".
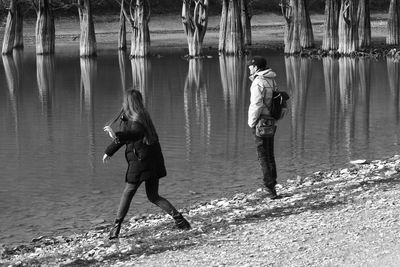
{"left": 219, "top": 55, "right": 247, "bottom": 157}
{"left": 131, "top": 57, "right": 151, "bottom": 106}
{"left": 36, "top": 54, "right": 55, "bottom": 160}
{"left": 80, "top": 58, "right": 97, "bottom": 170}
{"left": 386, "top": 56, "right": 400, "bottom": 145}
{"left": 357, "top": 57, "right": 371, "bottom": 150}
{"left": 323, "top": 57, "right": 340, "bottom": 157}
{"left": 285, "top": 56, "right": 311, "bottom": 159}
{"left": 338, "top": 57, "right": 357, "bottom": 156}
{"left": 2, "top": 49, "right": 23, "bottom": 156}
{"left": 36, "top": 54, "right": 55, "bottom": 115}
{"left": 183, "top": 58, "right": 211, "bottom": 159}
{"left": 118, "top": 50, "right": 130, "bottom": 92}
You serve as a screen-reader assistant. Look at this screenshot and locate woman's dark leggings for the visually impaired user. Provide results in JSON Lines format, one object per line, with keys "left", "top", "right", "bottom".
{"left": 116, "top": 179, "right": 179, "bottom": 221}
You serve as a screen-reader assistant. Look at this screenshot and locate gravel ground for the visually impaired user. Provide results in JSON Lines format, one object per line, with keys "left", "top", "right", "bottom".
{"left": 1, "top": 155, "right": 400, "bottom": 266}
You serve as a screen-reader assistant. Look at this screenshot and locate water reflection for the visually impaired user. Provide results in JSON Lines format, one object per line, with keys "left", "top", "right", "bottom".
{"left": 285, "top": 56, "right": 312, "bottom": 158}
{"left": 118, "top": 50, "right": 129, "bottom": 91}
{"left": 2, "top": 50, "right": 23, "bottom": 155}
{"left": 80, "top": 58, "right": 97, "bottom": 170}
{"left": 183, "top": 59, "right": 211, "bottom": 159}
{"left": 338, "top": 57, "right": 357, "bottom": 155}
{"left": 219, "top": 56, "right": 248, "bottom": 157}
{"left": 35, "top": 54, "right": 56, "bottom": 172}
{"left": 386, "top": 57, "right": 400, "bottom": 144}
{"left": 131, "top": 58, "right": 150, "bottom": 104}
{"left": 357, "top": 58, "right": 371, "bottom": 149}
{"left": 36, "top": 55, "right": 55, "bottom": 114}
{"left": 323, "top": 57, "right": 340, "bottom": 156}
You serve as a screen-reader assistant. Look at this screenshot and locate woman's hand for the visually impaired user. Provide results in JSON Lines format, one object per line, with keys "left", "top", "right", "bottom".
{"left": 103, "top": 154, "right": 111, "bottom": 163}
{"left": 103, "top": 126, "right": 116, "bottom": 139}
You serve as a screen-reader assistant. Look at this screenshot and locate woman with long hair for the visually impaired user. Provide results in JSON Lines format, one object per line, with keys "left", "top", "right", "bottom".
{"left": 103, "top": 89, "right": 191, "bottom": 239}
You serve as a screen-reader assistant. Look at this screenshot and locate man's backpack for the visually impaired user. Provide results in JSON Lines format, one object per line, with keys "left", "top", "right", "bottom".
{"left": 270, "top": 91, "right": 289, "bottom": 120}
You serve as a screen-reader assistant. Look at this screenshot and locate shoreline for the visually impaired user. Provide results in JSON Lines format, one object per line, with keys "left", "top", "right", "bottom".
{"left": 0, "top": 12, "right": 390, "bottom": 57}
{"left": 1, "top": 154, "right": 400, "bottom": 266}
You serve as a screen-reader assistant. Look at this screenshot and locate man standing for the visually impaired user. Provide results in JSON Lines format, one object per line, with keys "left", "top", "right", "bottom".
{"left": 248, "top": 56, "right": 280, "bottom": 199}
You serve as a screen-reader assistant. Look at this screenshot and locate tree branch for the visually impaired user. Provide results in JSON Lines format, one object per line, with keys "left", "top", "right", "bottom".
{"left": 31, "top": 0, "right": 38, "bottom": 13}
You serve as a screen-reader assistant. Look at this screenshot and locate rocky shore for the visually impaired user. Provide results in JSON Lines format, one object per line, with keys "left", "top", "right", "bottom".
{"left": 1, "top": 155, "right": 400, "bottom": 266}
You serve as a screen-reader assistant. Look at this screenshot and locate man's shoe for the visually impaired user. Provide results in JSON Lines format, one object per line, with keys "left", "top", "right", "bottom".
{"left": 266, "top": 187, "right": 278, "bottom": 199}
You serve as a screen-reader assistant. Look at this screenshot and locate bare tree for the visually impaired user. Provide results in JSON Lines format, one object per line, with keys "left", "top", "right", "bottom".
{"left": 338, "top": 0, "right": 359, "bottom": 54}
{"left": 32, "top": 0, "right": 55, "bottom": 55}
{"left": 118, "top": 0, "right": 127, "bottom": 50}
{"left": 2, "top": 0, "right": 24, "bottom": 54}
{"left": 240, "top": 0, "right": 252, "bottom": 46}
{"left": 299, "top": 0, "right": 314, "bottom": 48}
{"left": 182, "top": 0, "right": 209, "bottom": 57}
{"left": 14, "top": 0, "right": 24, "bottom": 49}
{"left": 78, "top": 0, "right": 96, "bottom": 57}
{"left": 280, "top": 0, "right": 313, "bottom": 54}
{"left": 322, "top": 0, "right": 340, "bottom": 51}
{"left": 281, "top": 0, "right": 300, "bottom": 54}
{"left": 357, "top": 0, "right": 371, "bottom": 48}
{"left": 119, "top": 0, "right": 151, "bottom": 57}
{"left": 387, "top": 0, "right": 400, "bottom": 45}
{"left": 219, "top": 0, "right": 245, "bottom": 55}
{"left": 2, "top": 1, "right": 17, "bottom": 54}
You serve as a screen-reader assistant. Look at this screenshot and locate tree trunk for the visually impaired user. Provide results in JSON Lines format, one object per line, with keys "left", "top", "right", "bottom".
{"left": 182, "top": 0, "right": 209, "bottom": 57}
{"left": 387, "top": 0, "right": 400, "bottom": 45}
{"left": 322, "top": 0, "right": 340, "bottom": 51}
{"left": 78, "top": 0, "right": 96, "bottom": 57}
{"left": 281, "top": 0, "right": 300, "bottom": 54}
{"left": 338, "top": 0, "right": 359, "bottom": 54}
{"left": 2, "top": 0, "right": 17, "bottom": 55}
{"left": 14, "top": 0, "right": 23, "bottom": 48}
{"left": 219, "top": 0, "right": 244, "bottom": 55}
{"left": 218, "top": 0, "right": 228, "bottom": 52}
{"left": 35, "top": 0, "right": 55, "bottom": 55}
{"left": 299, "top": 0, "right": 314, "bottom": 48}
{"left": 240, "top": 0, "right": 252, "bottom": 46}
{"left": 118, "top": 0, "right": 127, "bottom": 50}
{"left": 125, "top": 0, "right": 151, "bottom": 58}
{"left": 357, "top": 0, "right": 371, "bottom": 48}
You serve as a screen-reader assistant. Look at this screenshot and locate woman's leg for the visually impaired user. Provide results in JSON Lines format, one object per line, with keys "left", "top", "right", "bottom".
{"left": 109, "top": 182, "right": 141, "bottom": 239}
{"left": 144, "top": 179, "right": 178, "bottom": 216}
{"left": 145, "top": 179, "right": 191, "bottom": 229}
{"left": 116, "top": 182, "right": 142, "bottom": 221}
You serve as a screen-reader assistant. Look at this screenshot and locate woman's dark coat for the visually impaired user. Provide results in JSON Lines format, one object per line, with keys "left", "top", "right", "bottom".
{"left": 104, "top": 122, "right": 167, "bottom": 183}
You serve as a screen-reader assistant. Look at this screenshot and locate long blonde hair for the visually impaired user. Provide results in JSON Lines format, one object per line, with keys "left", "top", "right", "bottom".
{"left": 106, "top": 89, "right": 158, "bottom": 145}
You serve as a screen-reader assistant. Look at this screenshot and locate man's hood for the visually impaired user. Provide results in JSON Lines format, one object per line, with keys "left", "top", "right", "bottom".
{"left": 256, "top": 69, "right": 276, "bottom": 79}
{"left": 249, "top": 68, "right": 276, "bottom": 81}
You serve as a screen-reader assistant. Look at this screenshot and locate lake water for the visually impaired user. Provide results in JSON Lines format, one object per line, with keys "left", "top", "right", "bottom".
{"left": 1, "top": 47, "right": 399, "bottom": 246}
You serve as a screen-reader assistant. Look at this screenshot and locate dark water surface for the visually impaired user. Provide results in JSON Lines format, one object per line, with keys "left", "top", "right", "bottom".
{"left": 1, "top": 47, "right": 399, "bottom": 246}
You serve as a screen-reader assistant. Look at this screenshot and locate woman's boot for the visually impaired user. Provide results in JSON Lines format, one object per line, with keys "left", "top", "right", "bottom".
{"left": 109, "top": 219, "right": 122, "bottom": 239}
{"left": 172, "top": 213, "right": 191, "bottom": 230}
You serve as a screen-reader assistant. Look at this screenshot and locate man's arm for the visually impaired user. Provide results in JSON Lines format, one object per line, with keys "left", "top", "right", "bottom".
{"left": 248, "top": 81, "right": 264, "bottom": 128}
